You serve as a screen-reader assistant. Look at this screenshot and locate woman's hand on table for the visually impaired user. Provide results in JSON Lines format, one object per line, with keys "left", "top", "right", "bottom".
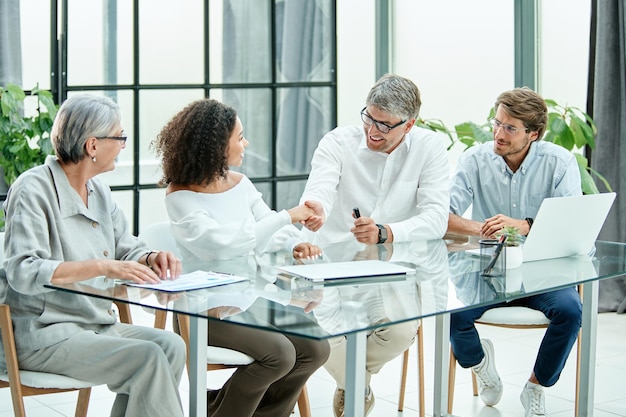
{"left": 105, "top": 260, "right": 163, "bottom": 284}
{"left": 103, "top": 250, "right": 181, "bottom": 284}
{"left": 148, "top": 250, "right": 182, "bottom": 280}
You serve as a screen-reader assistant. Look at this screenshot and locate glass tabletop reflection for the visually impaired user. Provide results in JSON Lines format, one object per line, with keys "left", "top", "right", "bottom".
{"left": 45, "top": 239, "right": 626, "bottom": 340}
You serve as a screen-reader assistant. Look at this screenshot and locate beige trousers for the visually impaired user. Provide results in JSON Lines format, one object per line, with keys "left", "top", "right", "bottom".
{"left": 19, "top": 322, "right": 186, "bottom": 417}
{"left": 323, "top": 320, "right": 419, "bottom": 389}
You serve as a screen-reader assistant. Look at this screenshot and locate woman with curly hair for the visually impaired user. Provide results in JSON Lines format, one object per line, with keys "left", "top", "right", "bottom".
{"left": 153, "top": 98, "right": 330, "bottom": 417}
{"left": 154, "top": 98, "right": 321, "bottom": 262}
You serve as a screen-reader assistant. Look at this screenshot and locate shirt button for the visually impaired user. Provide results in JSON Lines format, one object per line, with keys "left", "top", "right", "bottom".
{"left": 513, "top": 203, "right": 517, "bottom": 208}
{"left": 103, "top": 251, "right": 109, "bottom": 257}
{"left": 92, "top": 221, "right": 98, "bottom": 228}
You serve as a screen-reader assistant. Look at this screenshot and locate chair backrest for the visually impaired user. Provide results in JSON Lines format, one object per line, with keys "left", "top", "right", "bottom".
{"left": 138, "top": 222, "right": 181, "bottom": 258}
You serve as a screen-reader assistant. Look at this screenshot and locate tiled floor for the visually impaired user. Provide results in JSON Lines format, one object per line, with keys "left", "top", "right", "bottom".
{"left": 1, "top": 307, "right": 624, "bottom": 417}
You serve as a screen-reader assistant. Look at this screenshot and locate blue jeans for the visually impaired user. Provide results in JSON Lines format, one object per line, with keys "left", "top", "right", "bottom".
{"left": 450, "top": 287, "right": 582, "bottom": 387}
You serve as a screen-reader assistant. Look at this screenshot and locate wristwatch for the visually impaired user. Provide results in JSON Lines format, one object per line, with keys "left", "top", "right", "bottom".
{"left": 376, "top": 224, "right": 388, "bottom": 244}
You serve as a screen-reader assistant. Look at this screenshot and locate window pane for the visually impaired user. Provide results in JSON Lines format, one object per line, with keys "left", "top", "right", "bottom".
{"left": 138, "top": 0, "right": 204, "bottom": 84}
{"left": 253, "top": 181, "right": 273, "bottom": 208}
{"left": 19, "top": 0, "right": 51, "bottom": 89}
{"left": 110, "top": 189, "right": 134, "bottom": 229}
{"left": 275, "top": 0, "right": 335, "bottom": 82}
{"left": 212, "top": 88, "right": 273, "bottom": 178}
{"left": 209, "top": 0, "right": 271, "bottom": 83}
{"left": 276, "top": 179, "right": 306, "bottom": 211}
{"left": 66, "top": 0, "right": 134, "bottom": 86}
{"left": 138, "top": 89, "right": 206, "bottom": 184}
{"left": 138, "top": 188, "right": 170, "bottom": 232}
{"left": 276, "top": 87, "right": 333, "bottom": 176}
{"left": 392, "top": 0, "right": 514, "bottom": 126}
{"left": 538, "top": 0, "right": 590, "bottom": 108}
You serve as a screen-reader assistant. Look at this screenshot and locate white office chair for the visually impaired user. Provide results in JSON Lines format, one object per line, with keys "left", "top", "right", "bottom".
{"left": 0, "top": 232, "right": 100, "bottom": 417}
{"left": 138, "top": 222, "right": 312, "bottom": 416}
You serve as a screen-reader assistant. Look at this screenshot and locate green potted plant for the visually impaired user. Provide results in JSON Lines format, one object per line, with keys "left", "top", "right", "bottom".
{"left": 417, "top": 99, "right": 612, "bottom": 194}
{"left": 496, "top": 225, "right": 523, "bottom": 247}
{"left": 0, "top": 84, "right": 57, "bottom": 187}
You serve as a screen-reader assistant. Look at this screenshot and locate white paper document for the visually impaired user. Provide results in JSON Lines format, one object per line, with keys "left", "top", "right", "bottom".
{"left": 125, "top": 270, "right": 248, "bottom": 292}
{"left": 277, "top": 260, "right": 415, "bottom": 282}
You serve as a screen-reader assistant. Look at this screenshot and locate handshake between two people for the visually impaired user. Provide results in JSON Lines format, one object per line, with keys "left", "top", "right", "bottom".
{"left": 289, "top": 200, "right": 388, "bottom": 248}
{"left": 286, "top": 200, "right": 325, "bottom": 260}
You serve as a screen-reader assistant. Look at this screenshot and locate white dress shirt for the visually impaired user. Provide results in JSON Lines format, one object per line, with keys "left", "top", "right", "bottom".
{"left": 166, "top": 176, "right": 302, "bottom": 262}
{"left": 300, "top": 125, "right": 450, "bottom": 245}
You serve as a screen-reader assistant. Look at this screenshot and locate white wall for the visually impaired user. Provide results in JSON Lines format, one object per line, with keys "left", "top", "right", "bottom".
{"left": 336, "top": 0, "right": 377, "bottom": 126}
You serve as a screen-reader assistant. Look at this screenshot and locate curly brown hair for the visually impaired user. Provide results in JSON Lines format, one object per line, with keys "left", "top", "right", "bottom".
{"left": 153, "top": 99, "right": 237, "bottom": 186}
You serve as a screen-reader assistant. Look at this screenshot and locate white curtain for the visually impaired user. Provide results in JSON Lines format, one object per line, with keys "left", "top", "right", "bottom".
{"left": 0, "top": 0, "right": 22, "bottom": 87}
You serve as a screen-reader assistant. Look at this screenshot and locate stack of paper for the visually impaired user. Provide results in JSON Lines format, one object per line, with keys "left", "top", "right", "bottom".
{"left": 125, "top": 270, "right": 248, "bottom": 292}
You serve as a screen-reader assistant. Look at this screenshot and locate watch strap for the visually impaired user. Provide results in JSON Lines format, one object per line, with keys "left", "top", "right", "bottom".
{"left": 376, "top": 224, "right": 388, "bottom": 244}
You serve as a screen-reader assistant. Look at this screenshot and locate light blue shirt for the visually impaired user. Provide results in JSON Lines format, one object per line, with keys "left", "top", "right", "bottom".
{"left": 449, "top": 140, "right": 582, "bottom": 221}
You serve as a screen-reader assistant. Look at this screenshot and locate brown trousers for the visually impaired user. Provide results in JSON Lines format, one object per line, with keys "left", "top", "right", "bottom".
{"left": 205, "top": 319, "right": 330, "bottom": 417}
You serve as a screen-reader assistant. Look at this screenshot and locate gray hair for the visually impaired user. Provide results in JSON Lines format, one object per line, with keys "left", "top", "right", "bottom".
{"left": 365, "top": 74, "right": 422, "bottom": 120}
{"left": 51, "top": 94, "right": 121, "bottom": 163}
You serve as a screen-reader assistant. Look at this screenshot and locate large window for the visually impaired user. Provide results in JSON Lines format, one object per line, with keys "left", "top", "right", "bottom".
{"left": 7, "top": 0, "right": 337, "bottom": 234}
{"left": 3, "top": 0, "right": 593, "bottom": 233}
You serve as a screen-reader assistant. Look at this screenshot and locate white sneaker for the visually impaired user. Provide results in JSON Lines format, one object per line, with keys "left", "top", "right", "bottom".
{"left": 472, "top": 339, "right": 503, "bottom": 406}
{"left": 520, "top": 383, "right": 550, "bottom": 417}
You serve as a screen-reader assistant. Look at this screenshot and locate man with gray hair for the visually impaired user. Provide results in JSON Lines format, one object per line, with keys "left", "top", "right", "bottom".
{"left": 299, "top": 74, "right": 449, "bottom": 416}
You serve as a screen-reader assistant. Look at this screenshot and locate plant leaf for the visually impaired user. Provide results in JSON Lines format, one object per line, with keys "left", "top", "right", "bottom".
{"left": 588, "top": 166, "right": 613, "bottom": 192}
{"left": 568, "top": 117, "right": 588, "bottom": 149}
{"left": 549, "top": 117, "right": 575, "bottom": 150}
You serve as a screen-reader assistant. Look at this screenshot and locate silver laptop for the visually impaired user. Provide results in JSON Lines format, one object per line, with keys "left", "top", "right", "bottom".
{"left": 522, "top": 193, "right": 616, "bottom": 262}
{"left": 276, "top": 260, "right": 415, "bottom": 282}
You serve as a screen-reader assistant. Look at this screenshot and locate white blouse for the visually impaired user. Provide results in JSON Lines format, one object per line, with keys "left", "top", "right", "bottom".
{"left": 166, "top": 175, "right": 302, "bottom": 263}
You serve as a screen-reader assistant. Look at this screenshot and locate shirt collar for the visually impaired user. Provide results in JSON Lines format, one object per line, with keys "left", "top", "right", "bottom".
{"left": 359, "top": 130, "right": 411, "bottom": 154}
{"left": 495, "top": 140, "right": 537, "bottom": 176}
{"left": 518, "top": 141, "right": 538, "bottom": 174}
{"left": 45, "top": 156, "right": 97, "bottom": 220}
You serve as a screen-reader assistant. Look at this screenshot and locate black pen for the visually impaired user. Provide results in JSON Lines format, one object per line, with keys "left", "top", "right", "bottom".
{"left": 353, "top": 207, "right": 361, "bottom": 218}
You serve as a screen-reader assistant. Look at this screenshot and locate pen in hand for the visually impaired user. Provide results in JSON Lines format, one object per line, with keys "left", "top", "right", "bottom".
{"left": 353, "top": 207, "right": 361, "bottom": 218}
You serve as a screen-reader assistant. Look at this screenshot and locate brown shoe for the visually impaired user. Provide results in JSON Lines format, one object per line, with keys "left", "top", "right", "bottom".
{"left": 365, "top": 386, "right": 375, "bottom": 416}
{"left": 333, "top": 387, "right": 345, "bottom": 417}
{"left": 333, "top": 386, "right": 375, "bottom": 417}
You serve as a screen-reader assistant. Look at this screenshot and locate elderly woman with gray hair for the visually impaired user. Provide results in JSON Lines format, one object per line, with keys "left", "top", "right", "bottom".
{"left": 1, "top": 93, "right": 186, "bottom": 417}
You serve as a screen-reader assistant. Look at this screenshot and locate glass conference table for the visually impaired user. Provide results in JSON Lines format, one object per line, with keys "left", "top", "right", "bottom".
{"left": 46, "top": 239, "right": 626, "bottom": 417}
